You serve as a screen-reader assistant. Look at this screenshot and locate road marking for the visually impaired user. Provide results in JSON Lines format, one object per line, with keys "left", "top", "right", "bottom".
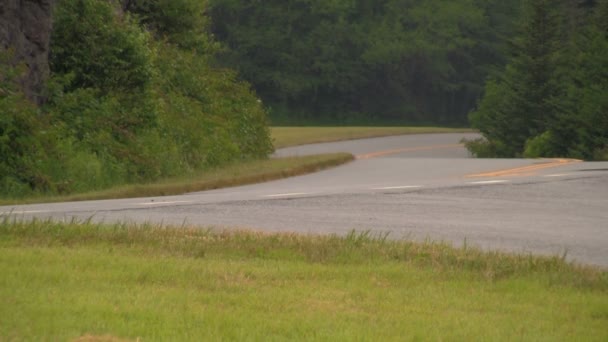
{"left": 136, "top": 200, "right": 193, "bottom": 206}
{"left": 468, "top": 180, "right": 509, "bottom": 185}
{"left": 543, "top": 173, "right": 571, "bottom": 177}
{"left": 264, "top": 192, "right": 309, "bottom": 198}
{"left": 356, "top": 144, "right": 463, "bottom": 159}
{"left": 372, "top": 185, "right": 422, "bottom": 190}
{"left": 466, "top": 158, "right": 581, "bottom": 178}
{"left": 0, "top": 210, "right": 50, "bottom": 215}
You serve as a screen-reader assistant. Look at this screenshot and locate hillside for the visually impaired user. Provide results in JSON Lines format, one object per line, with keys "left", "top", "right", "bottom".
{"left": 1, "top": 0, "right": 272, "bottom": 198}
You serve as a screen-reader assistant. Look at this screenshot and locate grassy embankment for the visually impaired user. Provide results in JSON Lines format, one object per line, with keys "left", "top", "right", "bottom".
{"left": 271, "top": 126, "right": 474, "bottom": 148}
{"left": 0, "top": 154, "right": 353, "bottom": 205}
{"left": 1, "top": 219, "right": 606, "bottom": 340}
{"left": 0, "top": 126, "right": 469, "bottom": 205}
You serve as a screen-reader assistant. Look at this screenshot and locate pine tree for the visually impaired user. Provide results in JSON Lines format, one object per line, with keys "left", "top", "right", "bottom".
{"left": 468, "top": 0, "right": 563, "bottom": 157}
{"left": 555, "top": 0, "right": 608, "bottom": 159}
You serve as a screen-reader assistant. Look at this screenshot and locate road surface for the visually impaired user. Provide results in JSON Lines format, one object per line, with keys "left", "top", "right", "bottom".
{"left": 2, "top": 133, "right": 607, "bottom": 266}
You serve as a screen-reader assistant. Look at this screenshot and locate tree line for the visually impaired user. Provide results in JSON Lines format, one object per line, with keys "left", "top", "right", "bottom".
{"left": 209, "top": 0, "right": 606, "bottom": 159}
{"left": 208, "top": 0, "right": 521, "bottom": 124}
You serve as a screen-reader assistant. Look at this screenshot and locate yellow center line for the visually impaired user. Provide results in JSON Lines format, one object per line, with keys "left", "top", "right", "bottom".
{"left": 356, "top": 144, "right": 464, "bottom": 160}
{"left": 466, "top": 158, "right": 582, "bottom": 178}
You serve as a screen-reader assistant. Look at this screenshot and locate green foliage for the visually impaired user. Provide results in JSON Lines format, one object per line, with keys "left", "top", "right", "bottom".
{"left": 1, "top": 0, "right": 273, "bottom": 198}
{"left": 208, "top": 0, "right": 519, "bottom": 124}
{"left": 125, "top": 0, "right": 221, "bottom": 53}
{"left": 48, "top": 0, "right": 160, "bottom": 188}
{"left": 41, "top": 136, "right": 128, "bottom": 194}
{"left": 0, "top": 52, "right": 51, "bottom": 196}
{"left": 463, "top": 138, "right": 500, "bottom": 159}
{"left": 50, "top": 0, "right": 154, "bottom": 93}
{"left": 468, "top": 0, "right": 608, "bottom": 160}
{"left": 523, "top": 131, "right": 557, "bottom": 158}
{"left": 153, "top": 39, "right": 273, "bottom": 169}
{"left": 553, "top": 0, "right": 608, "bottom": 160}
{"left": 470, "top": 0, "right": 563, "bottom": 157}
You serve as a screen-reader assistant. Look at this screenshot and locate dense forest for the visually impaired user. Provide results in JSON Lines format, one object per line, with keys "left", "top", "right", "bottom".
{"left": 209, "top": 0, "right": 606, "bottom": 158}
{"left": 1, "top": 0, "right": 607, "bottom": 198}
{"left": 209, "top": 0, "right": 520, "bottom": 125}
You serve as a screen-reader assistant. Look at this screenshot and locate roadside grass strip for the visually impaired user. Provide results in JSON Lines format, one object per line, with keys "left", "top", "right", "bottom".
{"left": 1, "top": 219, "right": 607, "bottom": 341}
{"left": 0, "top": 153, "right": 353, "bottom": 205}
{"left": 271, "top": 126, "right": 474, "bottom": 148}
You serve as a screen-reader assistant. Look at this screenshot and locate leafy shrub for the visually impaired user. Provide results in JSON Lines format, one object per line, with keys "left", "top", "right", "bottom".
{"left": 0, "top": 52, "right": 52, "bottom": 196}
{"left": 2, "top": 0, "right": 273, "bottom": 199}
{"left": 125, "top": 0, "right": 221, "bottom": 54}
{"left": 523, "top": 131, "right": 556, "bottom": 158}
{"left": 50, "top": 0, "right": 154, "bottom": 93}
{"left": 0, "top": 93, "right": 48, "bottom": 195}
{"left": 462, "top": 138, "right": 499, "bottom": 158}
{"left": 593, "top": 147, "right": 608, "bottom": 161}
{"left": 154, "top": 43, "right": 273, "bottom": 167}
{"left": 200, "top": 67, "right": 273, "bottom": 159}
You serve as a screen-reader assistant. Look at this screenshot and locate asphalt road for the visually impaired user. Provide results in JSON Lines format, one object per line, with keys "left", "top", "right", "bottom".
{"left": 2, "top": 133, "right": 607, "bottom": 267}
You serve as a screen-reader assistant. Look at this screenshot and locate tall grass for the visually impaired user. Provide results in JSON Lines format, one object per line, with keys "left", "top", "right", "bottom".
{"left": 2, "top": 217, "right": 604, "bottom": 288}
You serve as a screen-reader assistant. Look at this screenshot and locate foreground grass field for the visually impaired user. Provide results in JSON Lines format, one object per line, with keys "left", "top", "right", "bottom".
{"left": 271, "top": 126, "right": 474, "bottom": 148}
{"left": 1, "top": 219, "right": 606, "bottom": 341}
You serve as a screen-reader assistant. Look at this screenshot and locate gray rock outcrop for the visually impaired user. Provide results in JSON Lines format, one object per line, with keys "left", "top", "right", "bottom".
{"left": 0, "top": 0, "right": 55, "bottom": 104}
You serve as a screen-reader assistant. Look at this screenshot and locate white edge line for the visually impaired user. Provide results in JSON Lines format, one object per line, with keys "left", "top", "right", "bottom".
{"left": 0, "top": 210, "right": 50, "bottom": 214}
{"left": 136, "top": 200, "right": 192, "bottom": 206}
{"left": 543, "top": 173, "right": 571, "bottom": 177}
{"left": 468, "top": 180, "right": 509, "bottom": 185}
{"left": 264, "top": 192, "right": 309, "bottom": 198}
{"left": 372, "top": 185, "right": 422, "bottom": 190}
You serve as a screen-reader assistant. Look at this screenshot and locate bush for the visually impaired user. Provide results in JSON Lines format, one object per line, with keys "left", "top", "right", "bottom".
{"left": 462, "top": 138, "right": 499, "bottom": 158}
{"left": 0, "top": 93, "right": 49, "bottom": 194}
{"left": 523, "top": 131, "right": 556, "bottom": 158}
{"left": 0, "top": 52, "right": 52, "bottom": 196}
{"left": 154, "top": 43, "right": 273, "bottom": 167}
{"left": 593, "top": 147, "right": 608, "bottom": 161}
{"left": 50, "top": 0, "right": 154, "bottom": 93}
{"left": 125, "top": 0, "right": 221, "bottom": 54}
{"left": 2, "top": 0, "right": 273, "bottom": 199}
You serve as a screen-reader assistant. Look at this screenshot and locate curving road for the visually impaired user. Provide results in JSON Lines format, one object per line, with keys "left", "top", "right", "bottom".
{"left": 2, "top": 133, "right": 608, "bottom": 266}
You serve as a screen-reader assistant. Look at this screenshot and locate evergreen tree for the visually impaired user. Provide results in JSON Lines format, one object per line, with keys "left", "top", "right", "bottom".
{"left": 468, "top": 0, "right": 563, "bottom": 157}
{"left": 553, "top": 0, "right": 608, "bottom": 159}
{"left": 469, "top": 0, "right": 607, "bottom": 160}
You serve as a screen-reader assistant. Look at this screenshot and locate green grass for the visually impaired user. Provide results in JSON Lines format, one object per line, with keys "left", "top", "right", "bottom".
{"left": 1, "top": 219, "right": 607, "bottom": 341}
{"left": 0, "top": 153, "right": 353, "bottom": 205}
{"left": 271, "top": 126, "right": 475, "bottom": 148}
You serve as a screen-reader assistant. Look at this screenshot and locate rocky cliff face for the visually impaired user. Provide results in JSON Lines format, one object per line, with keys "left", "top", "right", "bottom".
{"left": 0, "top": 0, "right": 55, "bottom": 104}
